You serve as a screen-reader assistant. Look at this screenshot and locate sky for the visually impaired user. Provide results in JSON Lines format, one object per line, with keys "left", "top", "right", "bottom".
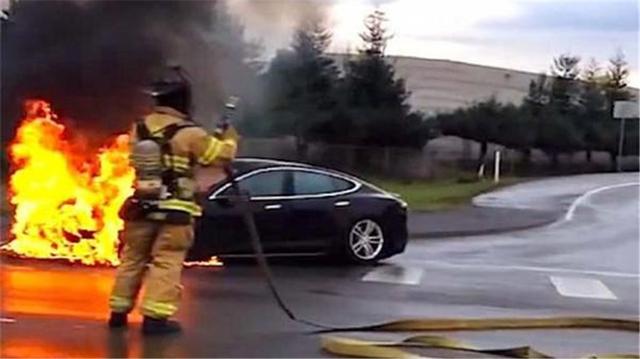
{"left": 2, "top": 0, "right": 637, "bottom": 87}
{"left": 230, "top": 0, "right": 640, "bottom": 87}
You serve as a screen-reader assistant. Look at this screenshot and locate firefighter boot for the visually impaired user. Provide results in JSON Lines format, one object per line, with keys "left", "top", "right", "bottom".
{"left": 108, "top": 312, "right": 128, "bottom": 328}
{"left": 142, "top": 316, "right": 182, "bottom": 335}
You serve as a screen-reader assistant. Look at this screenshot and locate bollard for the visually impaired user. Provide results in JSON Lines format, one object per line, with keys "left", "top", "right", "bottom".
{"left": 477, "top": 164, "right": 485, "bottom": 179}
{"left": 494, "top": 150, "right": 501, "bottom": 183}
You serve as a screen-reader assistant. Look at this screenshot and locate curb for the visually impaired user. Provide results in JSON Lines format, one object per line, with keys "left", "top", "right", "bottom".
{"left": 407, "top": 205, "right": 562, "bottom": 239}
{"left": 409, "top": 216, "right": 558, "bottom": 239}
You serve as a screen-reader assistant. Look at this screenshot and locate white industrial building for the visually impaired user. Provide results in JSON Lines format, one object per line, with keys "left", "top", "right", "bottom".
{"left": 390, "top": 56, "right": 540, "bottom": 116}
{"left": 331, "top": 54, "right": 639, "bottom": 116}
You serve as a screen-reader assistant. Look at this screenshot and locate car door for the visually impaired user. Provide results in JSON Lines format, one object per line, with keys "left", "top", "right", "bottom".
{"left": 196, "top": 168, "right": 292, "bottom": 256}
{"left": 236, "top": 169, "right": 293, "bottom": 253}
{"left": 195, "top": 188, "right": 247, "bottom": 256}
{"left": 287, "top": 170, "right": 358, "bottom": 252}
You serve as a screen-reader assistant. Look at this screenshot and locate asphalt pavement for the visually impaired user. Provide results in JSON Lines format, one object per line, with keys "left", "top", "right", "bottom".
{"left": 1, "top": 172, "right": 638, "bottom": 358}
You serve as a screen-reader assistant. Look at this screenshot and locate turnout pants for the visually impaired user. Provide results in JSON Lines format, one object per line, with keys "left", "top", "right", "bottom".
{"left": 109, "top": 219, "right": 193, "bottom": 319}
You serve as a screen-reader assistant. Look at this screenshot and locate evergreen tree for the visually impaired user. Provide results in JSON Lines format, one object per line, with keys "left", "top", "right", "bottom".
{"left": 602, "top": 50, "right": 634, "bottom": 168}
{"left": 604, "top": 50, "right": 632, "bottom": 106}
{"left": 465, "top": 97, "right": 503, "bottom": 167}
{"left": 550, "top": 54, "right": 581, "bottom": 114}
{"left": 342, "top": 10, "right": 426, "bottom": 147}
{"left": 437, "top": 98, "right": 525, "bottom": 167}
{"left": 521, "top": 74, "right": 550, "bottom": 163}
{"left": 497, "top": 104, "right": 535, "bottom": 164}
{"left": 543, "top": 55, "right": 584, "bottom": 165}
{"left": 261, "top": 18, "right": 339, "bottom": 157}
{"left": 524, "top": 74, "right": 550, "bottom": 111}
{"left": 578, "top": 58, "right": 607, "bottom": 162}
{"left": 358, "top": 9, "right": 393, "bottom": 57}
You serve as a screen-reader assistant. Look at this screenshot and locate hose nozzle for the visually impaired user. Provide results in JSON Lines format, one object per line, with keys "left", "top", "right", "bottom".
{"left": 225, "top": 96, "right": 239, "bottom": 111}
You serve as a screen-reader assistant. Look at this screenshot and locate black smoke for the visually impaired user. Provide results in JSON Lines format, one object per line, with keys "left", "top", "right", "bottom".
{"left": 1, "top": 0, "right": 259, "bottom": 153}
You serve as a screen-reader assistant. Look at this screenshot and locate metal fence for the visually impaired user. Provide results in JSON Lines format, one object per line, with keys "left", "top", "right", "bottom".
{"left": 238, "top": 136, "right": 638, "bottom": 179}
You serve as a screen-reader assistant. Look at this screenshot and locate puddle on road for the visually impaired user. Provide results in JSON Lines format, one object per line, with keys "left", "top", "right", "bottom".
{"left": 0, "top": 263, "right": 141, "bottom": 323}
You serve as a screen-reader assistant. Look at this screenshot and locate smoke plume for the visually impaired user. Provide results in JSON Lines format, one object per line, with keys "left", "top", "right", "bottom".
{"left": 225, "top": 0, "right": 332, "bottom": 56}
{"left": 1, "top": 0, "right": 257, "bottom": 149}
{"left": 0, "top": 0, "right": 334, "bottom": 162}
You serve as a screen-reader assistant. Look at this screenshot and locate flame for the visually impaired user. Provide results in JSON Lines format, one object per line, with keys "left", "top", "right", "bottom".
{"left": 2, "top": 100, "right": 135, "bottom": 265}
{"left": 2, "top": 100, "right": 223, "bottom": 268}
{"left": 183, "top": 256, "right": 224, "bottom": 267}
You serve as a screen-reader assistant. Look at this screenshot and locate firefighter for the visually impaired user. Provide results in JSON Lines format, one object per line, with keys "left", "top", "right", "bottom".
{"left": 108, "top": 70, "right": 238, "bottom": 335}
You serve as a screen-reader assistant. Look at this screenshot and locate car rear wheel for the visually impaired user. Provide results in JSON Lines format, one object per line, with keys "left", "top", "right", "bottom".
{"left": 345, "top": 219, "right": 385, "bottom": 263}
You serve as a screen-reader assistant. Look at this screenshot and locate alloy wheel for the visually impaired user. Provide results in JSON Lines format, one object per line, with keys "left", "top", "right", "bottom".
{"left": 348, "top": 219, "right": 384, "bottom": 261}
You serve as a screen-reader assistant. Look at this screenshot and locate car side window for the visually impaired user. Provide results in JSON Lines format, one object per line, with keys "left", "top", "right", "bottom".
{"left": 237, "top": 170, "right": 289, "bottom": 197}
{"left": 293, "top": 171, "right": 354, "bottom": 195}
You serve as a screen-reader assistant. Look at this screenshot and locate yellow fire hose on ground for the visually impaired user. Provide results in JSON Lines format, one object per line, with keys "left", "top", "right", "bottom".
{"left": 319, "top": 317, "right": 639, "bottom": 358}
{"left": 217, "top": 98, "right": 639, "bottom": 359}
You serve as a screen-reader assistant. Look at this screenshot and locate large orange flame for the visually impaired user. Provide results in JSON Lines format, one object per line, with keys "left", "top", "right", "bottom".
{"left": 2, "top": 100, "right": 135, "bottom": 265}
{"left": 2, "top": 100, "right": 223, "bottom": 268}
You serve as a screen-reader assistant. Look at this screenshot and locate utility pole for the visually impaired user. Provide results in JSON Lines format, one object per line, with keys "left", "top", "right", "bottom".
{"left": 616, "top": 117, "right": 626, "bottom": 172}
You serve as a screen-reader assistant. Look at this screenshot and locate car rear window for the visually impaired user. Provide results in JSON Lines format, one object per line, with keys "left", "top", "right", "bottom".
{"left": 293, "top": 171, "right": 354, "bottom": 195}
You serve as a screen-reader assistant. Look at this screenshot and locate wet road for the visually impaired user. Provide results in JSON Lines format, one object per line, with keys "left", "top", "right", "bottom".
{"left": 1, "top": 173, "right": 638, "bottom": 358}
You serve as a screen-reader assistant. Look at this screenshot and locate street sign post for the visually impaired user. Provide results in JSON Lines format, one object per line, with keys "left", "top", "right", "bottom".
{"left": 613, "top": 101, "right": 639, "bottom": 172}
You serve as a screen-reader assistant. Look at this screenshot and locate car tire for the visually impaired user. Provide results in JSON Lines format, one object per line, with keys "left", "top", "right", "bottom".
{"left": 343, "top": 218, "right": 386, "bottom": 264}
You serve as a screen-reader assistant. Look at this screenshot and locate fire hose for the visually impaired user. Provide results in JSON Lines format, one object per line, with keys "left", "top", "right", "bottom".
{"left": 214, "top": 97, "right": 330, "bottom": 330}
{"left": 214, "top": 98, "right": 639, "bottom": 359}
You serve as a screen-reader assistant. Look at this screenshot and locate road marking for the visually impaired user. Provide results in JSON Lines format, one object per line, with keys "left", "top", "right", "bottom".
{"left": 549, "top": 276, "right": 617, "bottom": 300}
{"left": 404, "top": 259, "right": 640, "bottom": 279}
{"left": 362, "top": 265, "right": 423, "bottom": 285}
{"left": 0, "top": 317, "right": 16, "bottom": 323}
{"left": 564, "top": 182, "right": 639, "bottom": 221}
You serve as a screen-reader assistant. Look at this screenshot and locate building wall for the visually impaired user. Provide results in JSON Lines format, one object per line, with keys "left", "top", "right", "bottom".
{"left": 331, "top": 54, "right": 639, "bottom": 117}
{"left": 391, "top": 57, "right": 539, "bottom": 116}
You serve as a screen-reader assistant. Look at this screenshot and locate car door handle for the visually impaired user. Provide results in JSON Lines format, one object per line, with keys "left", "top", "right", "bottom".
{"left": 334, "top": 200, "right": 350, "bottom": 207}
{"left": 264, "top": 204, "right": 282, "bottom": 210}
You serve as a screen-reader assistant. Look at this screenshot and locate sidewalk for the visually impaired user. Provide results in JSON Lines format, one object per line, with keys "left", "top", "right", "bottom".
{"left": 408, "top": 172, "right": 639, "bottom": 239}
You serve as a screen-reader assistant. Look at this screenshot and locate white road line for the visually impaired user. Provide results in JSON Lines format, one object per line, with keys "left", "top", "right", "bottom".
{"left": 549, "top": 276, "right": 617, "bottom": 300}
{"left": 564, "top": 182, "right": 639, "bottom": 221}
{"left": 403, "top": 259, "right": 640, "bottom": 279}
{"left": 362, "top": 265, "right": 423, "bottom": 285}
{"left": 0, "top": 317, "right": 16, "bottom": 323}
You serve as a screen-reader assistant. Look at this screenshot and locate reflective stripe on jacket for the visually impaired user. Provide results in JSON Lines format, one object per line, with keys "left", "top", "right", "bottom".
{"left": 131, "top": 106, "right": 237, "bottom": 217}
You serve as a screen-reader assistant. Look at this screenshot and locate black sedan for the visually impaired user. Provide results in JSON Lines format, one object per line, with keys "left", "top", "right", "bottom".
{"left": 188, "top": 158, "right": 408, "bottom": 263}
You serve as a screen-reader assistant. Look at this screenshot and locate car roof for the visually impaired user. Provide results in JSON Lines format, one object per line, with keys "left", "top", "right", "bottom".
{"left": 227, "top": 157, "right": 390, "bottom": 196}
{"left": 232, "top": 157, "right": 312, "bottom": 175}
{"left": 232, "top": 157, "right": 360, "bottom": 180}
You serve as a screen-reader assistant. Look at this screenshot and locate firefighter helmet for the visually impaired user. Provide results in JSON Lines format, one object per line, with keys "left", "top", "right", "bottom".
{"left": 145, "top": 66, "right": 192, "bottom": 115}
